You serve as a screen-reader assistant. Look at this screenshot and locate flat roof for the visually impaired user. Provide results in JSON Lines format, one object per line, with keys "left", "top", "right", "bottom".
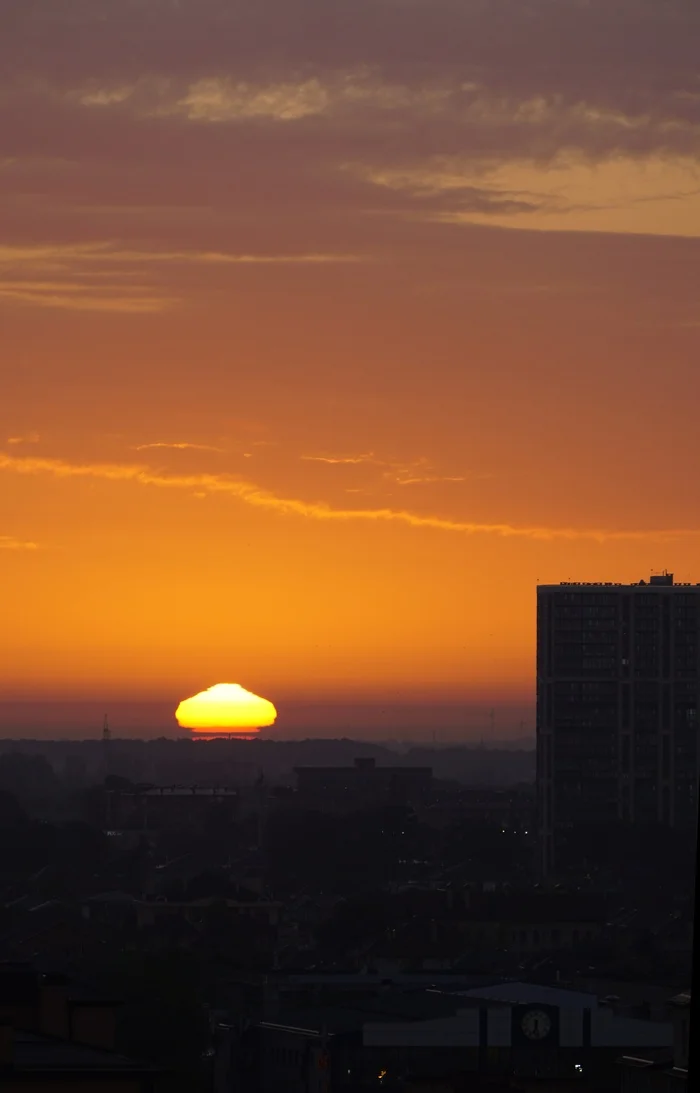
{"left": 117, "top": 786, "right": 238, "bottom": 796}
{"left": 11, "top": 1029, "right": 154, "bottom": 1073}
{"left": 458, "top": 981, "right": 598, "bottom": 1009}
{"left": 539, "top": 577, "right": 699, "bottom": 590}
{"left": 255, "top": 990, "right": 468, "bottom": 1035}
{"left": 294, "top": 767, "right": 432, "bottom": 775}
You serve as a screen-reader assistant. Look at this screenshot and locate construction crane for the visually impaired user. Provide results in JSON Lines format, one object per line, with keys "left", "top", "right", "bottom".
{"left": 102, "top": 714, "right": 112, "bottom": 829}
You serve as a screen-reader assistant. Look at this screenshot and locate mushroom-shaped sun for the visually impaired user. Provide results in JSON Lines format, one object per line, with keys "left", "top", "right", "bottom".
{"left": 176, "top": 683, "right": 277, "bottom": 737}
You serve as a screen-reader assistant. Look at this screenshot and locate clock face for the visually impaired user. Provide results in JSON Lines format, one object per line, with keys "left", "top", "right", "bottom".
{"left": 521, "top": 1009, "right": 552, "bottom": 1040}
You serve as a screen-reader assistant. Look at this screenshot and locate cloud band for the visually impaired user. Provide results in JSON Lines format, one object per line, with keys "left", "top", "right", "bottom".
{"left": 1, "top": 450, "right": 698, "bottom": 544}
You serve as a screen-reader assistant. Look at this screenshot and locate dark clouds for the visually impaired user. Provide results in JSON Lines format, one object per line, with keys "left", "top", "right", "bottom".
{"left": 0, "top": 3, "right": 697, "bottom": 103}
{"left": 1, "top": 1, "right": 699, "bottom": 265}
{"left": 3, "top": 2, "right": 699, "bottom": 101}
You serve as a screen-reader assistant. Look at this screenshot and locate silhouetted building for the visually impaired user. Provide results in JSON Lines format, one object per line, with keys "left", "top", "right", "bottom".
{"left": 293, "top": 757, "right": 433, "bottom": 812}
{"left": 458, "top": 891, "right": 607, "bottom": 960}
{"left": 107, "top": 784, "right": 239, "bottom": 832}
{"left": 537, "top": 575, "right": 700, "bottom": 875}
{"left": 0, "top": 963, "right": 158, "bottom": 1091}
{"left": 417, "top": 786, "right": 534, "bottom": 831}
{"left": 618, "top": 989, "right": 689, "bottom": 1092}
{"left": 219, "top": 981, "right": 674, "bottom": 1093}
{"left": 84, "top": 891, "right": 282, "bottom": 931}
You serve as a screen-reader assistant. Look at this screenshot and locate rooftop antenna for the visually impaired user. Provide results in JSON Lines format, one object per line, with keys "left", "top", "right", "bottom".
{"left": 256, "top": 766, "right": 267, "bottom": 855}
{"left": 102, "top": 713, "right": 112, "bottom": 782}
{"left": 102, "top": 713, "right": 112, "bottom": 827}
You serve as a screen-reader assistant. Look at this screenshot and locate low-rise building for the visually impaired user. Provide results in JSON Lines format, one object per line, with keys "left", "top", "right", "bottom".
{"left": 0, "top": 963, "right": 159, "bottom": 1092}
{"left": 0, "top": 1026, "right": 159, "bottom": 1092}
{"left": 459, "top": 892, "right": 607, "bottom": 957}
{"left": 84, "top": 891, "right": 282, "bottom": 930}
{"left": 106, "top": 784, "right": 239, "bottom": 833}
{"left": 293, "top": 758, "right": 433, "bottom": 812}
{"left": 215, "top": 981, "right": 673, "bottom": 1093}
{"left": 418, "top": 787, "right": 535, "bottom": 832}
{"left": 618, "top": 990, "right": 689, "bottom": 1092}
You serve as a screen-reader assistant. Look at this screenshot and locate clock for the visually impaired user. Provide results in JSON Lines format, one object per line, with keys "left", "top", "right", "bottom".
{"left": 520, "top": 1009, "right": 552, "bottom": 1040}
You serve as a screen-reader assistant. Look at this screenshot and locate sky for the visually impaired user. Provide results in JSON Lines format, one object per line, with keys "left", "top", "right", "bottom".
{"left": 1, "top": 1, "right": 700, "bottom": 736}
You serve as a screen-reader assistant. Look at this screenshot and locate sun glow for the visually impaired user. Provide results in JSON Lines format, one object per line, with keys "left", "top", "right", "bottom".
{"left": 175, "top": 683, "right": 277, "bottom": 736}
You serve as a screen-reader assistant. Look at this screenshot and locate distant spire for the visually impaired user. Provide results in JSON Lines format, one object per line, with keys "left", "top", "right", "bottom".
{"left": 102, "top": 714, "right": 112, "bottom": 820}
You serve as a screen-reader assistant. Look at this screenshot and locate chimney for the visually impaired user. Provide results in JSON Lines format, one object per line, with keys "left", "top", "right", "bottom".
{"left": 69, "top": 1002, "right": 118, "bottom": 1051}
{"left": 39, "top": 977, "right": 70, "bottom": 1040}
{"left": 261, "top": 977, "right": 280, "bottom": 1020}
{"left": 354, "top": 757, "right": 376, "bottom": 771}
{"left": 0, "top": 1025, "right": 12, "bottom": 1067}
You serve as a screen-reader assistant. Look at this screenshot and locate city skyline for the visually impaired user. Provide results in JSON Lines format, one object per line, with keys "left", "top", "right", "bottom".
{"left": 3, "top": 2, "right": 700, "bottom": 727}
{"left": 0, "top": 694, "right": 534, "bottom": 741}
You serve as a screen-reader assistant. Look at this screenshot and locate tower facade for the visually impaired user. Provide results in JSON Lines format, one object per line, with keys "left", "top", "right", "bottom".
{"left": 537, "top": 574, "right": 700, "bottom": 876}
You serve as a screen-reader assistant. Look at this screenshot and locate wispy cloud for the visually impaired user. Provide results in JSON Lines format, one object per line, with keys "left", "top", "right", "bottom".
{"left": 63, "top": 63, "right": 700, "bottom": 169}
{"left": 0, "top": 283, "right": 173, "bottom": 313}
{"left": 303, "top": 451, "right": 473, "bottom": 486}
{"left": 112, "top": 250, "right": 363, "bottom": 266}
{"left": 6, "top": 433, "right": 40, "bottom": 445}
{"left": 393, "top": 474, "right": 467, "bottom": 486}
{"left": 352, "top": 154, "right": 700, "bottom": 238}
{"left": 385, "top": 456, "right": 471, "bottom": 487}
{"left": 1, "top": 450, "right": 698, "bottom": 544}
{"left": 302, "top": 452, "right": 378, "bottom": 465}
{"left": 71, "top": 72, "right": 452, "bottom": 125}
{"left": 172, "top": 77, "right": 334, "bottom": 123}
{"left": 133, "top": 441, "right": 225, "bottom": 453}
{"left": 0, "top": 243, "right": 364, "bottom": 311}
{"left": 0, "top": 243, "right": 363, "bottom": 270}
{"left": 0, "top": 535, "right": 39, "bottom": 551}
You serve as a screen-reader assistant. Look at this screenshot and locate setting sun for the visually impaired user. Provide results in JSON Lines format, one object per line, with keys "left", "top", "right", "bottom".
{"left": 2, "top": 2, "right": 700, "bottom": 740}
{"left": 175, "top": 683, "right": 277, "bottom": 736}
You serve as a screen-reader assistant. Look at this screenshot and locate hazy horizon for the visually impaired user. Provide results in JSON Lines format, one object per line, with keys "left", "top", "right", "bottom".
{"left": 0, "top": 697, "right": 534, "bottom": 742}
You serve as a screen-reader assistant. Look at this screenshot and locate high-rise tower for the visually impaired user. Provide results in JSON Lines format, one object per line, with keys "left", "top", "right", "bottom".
{"left": 537, "top": 574, "right": 700, "bottom": 876}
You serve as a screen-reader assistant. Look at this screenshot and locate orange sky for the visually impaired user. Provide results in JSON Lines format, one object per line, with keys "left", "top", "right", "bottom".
{"left": 1, "top": 2, "right": 700, "bottom": 732}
